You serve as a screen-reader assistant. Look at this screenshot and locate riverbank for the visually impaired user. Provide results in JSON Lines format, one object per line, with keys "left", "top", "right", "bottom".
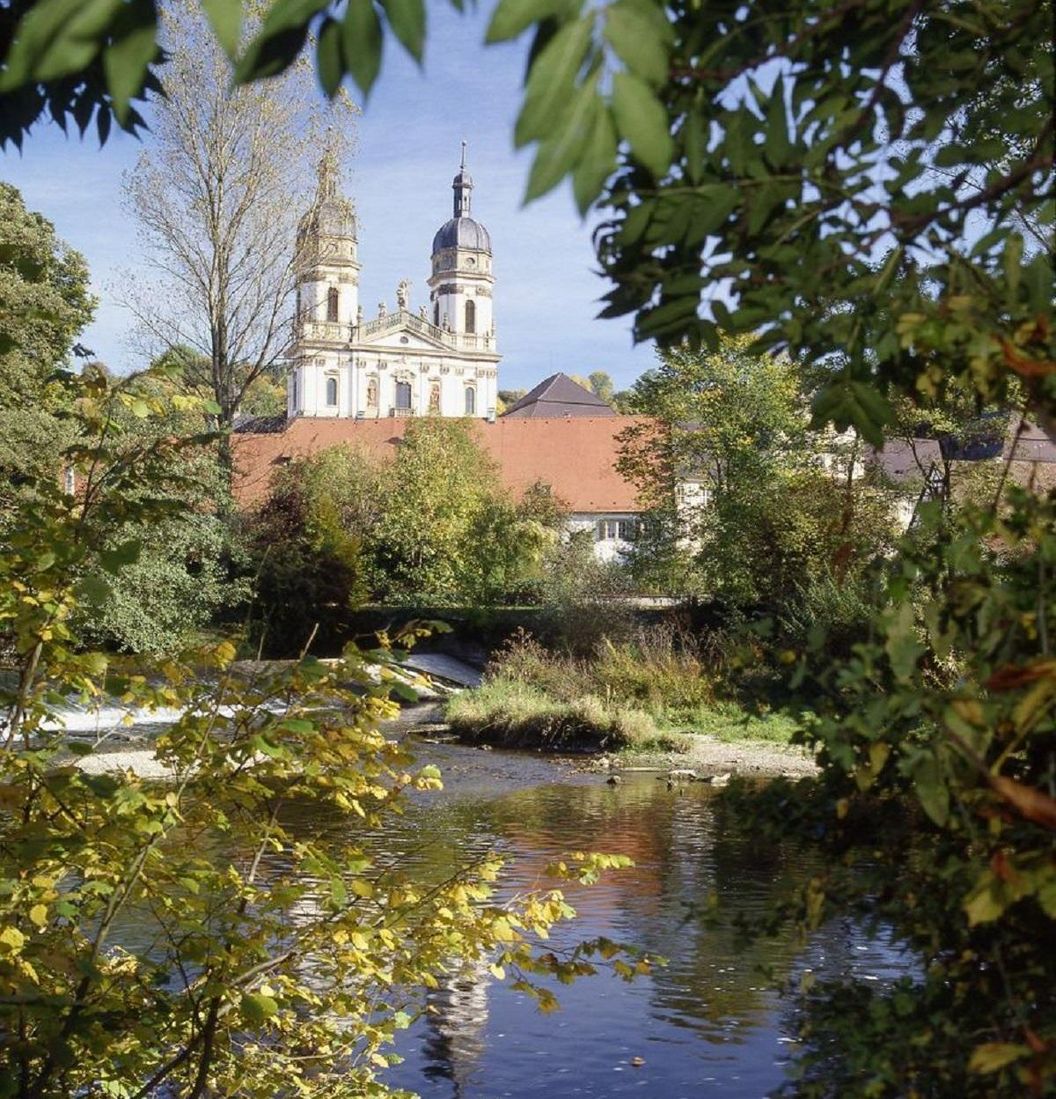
{"left": 68, "top": 701, "right": 816, "bottom": 781}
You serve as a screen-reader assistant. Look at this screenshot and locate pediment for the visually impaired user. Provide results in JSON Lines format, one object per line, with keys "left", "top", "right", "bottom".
{"left": 353, "top": 309, "right": 450, "bottom": 352}
{"left": 356, "top": 327, "right": 445, "bottom": 352}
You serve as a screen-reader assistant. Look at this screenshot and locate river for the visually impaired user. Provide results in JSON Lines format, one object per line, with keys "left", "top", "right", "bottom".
{"left": 62, "top": 702, "right": 910, "bottom": 1097}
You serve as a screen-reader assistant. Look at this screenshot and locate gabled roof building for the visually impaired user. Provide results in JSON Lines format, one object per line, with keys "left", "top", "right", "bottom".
{"left": 502, "top": 373, "right": 616, "bottom": 418}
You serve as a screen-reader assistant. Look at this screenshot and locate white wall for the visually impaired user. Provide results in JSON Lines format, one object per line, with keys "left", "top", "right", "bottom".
{"left": 567, "top": 513, "right": 642, "bottom": 563}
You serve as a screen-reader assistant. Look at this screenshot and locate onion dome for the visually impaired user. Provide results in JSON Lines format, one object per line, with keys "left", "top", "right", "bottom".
{"left": 298, "top": 146, "right": 357, "bottom": 244}
{"left": 431, "top": 143, "right": 491, "bottom": 254}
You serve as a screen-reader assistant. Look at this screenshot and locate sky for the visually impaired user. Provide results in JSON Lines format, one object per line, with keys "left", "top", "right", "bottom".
{"left": 0, "top": 3, "right": 657, "bottom": 394}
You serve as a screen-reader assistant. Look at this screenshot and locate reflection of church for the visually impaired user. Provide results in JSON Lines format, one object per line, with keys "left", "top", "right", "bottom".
{"left": 422, "top": 960, "right": 491, "bottom": 1098}
{"left": 288, "top": 145, "right": 500, "bottom": 421}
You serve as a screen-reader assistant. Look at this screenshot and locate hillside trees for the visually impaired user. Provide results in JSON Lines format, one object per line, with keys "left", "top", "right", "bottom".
{"left": 123, "top": 0, "right": 354, "bottom": 478}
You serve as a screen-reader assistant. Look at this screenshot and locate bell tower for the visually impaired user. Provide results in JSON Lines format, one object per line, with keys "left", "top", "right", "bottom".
{"left": 427, "top": 143, "right": 495, "bottom": 345}
{"left": 294, "top": 147, "right": 360, "bottom": 331}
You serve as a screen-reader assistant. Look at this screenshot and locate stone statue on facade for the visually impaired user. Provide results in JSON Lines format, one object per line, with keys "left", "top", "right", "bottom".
{"left": 396, "top": 279, "right": 410, "bottom": 310}
{"left": 378, "top": 301, "right": 387, "bottom": 317}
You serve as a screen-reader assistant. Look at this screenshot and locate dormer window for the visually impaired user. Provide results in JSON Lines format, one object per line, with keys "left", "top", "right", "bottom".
{"left": 327, "top": 286, "right": 339, "bottom": 322}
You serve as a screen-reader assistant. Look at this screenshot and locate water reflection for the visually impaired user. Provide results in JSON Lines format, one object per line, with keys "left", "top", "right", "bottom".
{"left": 326, "top": 756, "right": 910, "bottom": 1099}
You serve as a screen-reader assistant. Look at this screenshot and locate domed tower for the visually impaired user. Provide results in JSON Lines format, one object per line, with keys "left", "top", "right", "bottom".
{"left": 427, "top": 144, "right": 495, "bottom": 344}
{"left": 294, "top": 147, "right": 360, "bottom": 333}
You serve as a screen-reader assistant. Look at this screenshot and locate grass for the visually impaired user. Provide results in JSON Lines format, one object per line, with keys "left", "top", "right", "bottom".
{"left": 444, "top": 629, "right": 802, "bottom": 753}
{"left": 446, "top": 679, "right": 687, "bottom": 752}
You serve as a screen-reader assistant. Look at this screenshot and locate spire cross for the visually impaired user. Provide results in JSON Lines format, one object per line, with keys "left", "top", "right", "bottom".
{"left": 460, "top": 139, "right": 467, "bottom": 171}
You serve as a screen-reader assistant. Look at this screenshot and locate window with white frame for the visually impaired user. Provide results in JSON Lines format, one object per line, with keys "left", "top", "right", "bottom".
{"left": 325, "top": 376, "right": 338, "bottom": 406}
{"left": 596, "top": 518, "right": 639, "bottom": 542}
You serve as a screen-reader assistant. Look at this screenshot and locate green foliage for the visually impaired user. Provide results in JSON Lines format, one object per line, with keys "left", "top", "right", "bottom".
{"left": 538, "top": 529, "right": 635, "bottom": 653}
{"left": 248, "top": 424, "right": 566, "bottom": 653}
{"left": 247, "top": 445, "right": 374, "bottom": 657}
{"left": 0, "top": 183, "right": 95, "bottom": 503}
{"left": 69, "top": 369, "right": 245, "bottom": 655}
{"left": 726, "top": 486, "right": 1056, "bottom": 1093}
{"left": 0, "top": 0, "right": 162, "bottom": 146}
{"left": 619, "top": 336, "right": 899, "bottom": 619}
{"left": 0, "top": 371, "right": 642, "bottom": 1097}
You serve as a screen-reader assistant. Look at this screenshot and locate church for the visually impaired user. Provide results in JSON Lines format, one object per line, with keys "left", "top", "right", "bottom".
{"left": 288, "top": 145, "right": 499, "bottom": 421}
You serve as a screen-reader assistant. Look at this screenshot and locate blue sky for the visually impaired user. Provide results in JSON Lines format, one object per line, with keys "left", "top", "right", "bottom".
{"left": 0, "top": 3, "right": 656, "bottom": 394}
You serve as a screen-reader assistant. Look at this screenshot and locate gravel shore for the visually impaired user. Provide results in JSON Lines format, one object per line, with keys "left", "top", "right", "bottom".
{"left": 595, "top": 734, "right": 818, "bottom": 779}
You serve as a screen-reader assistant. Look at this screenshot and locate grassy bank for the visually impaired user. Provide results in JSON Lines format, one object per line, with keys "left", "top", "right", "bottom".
{"left": 446, "top": 679, "right": 688, "bottom": 752}
{"left": 445, "top": 631, "right": 801, "bottom": 753}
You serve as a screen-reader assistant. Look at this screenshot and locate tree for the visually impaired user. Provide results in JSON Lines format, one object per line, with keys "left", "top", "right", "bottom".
{"left": 247, "top": 444, "right": 378, "bottom": 656}
{"left": 365, "top": 420, "right": 550, "bottom": 606}
{"left": 587, "top": 370, "right": 615, "bottom": 404}
{"left": 71, "top": 369, "right": 246, "bottom": 655}
{"left": 123, "top": 1, "right": 353, "bottom": 478}
{"left": 0, "top": 182, "right": 94, "bottom": 501}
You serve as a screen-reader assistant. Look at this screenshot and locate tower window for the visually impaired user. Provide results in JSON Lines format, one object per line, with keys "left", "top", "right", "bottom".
{"left": 465, "top": 298, "right": 476, "bottom": 334}
{"left": 464, "top": 386, "right": 476, "bottom": 415}
{"left": 325, "top": 376, "right": 338, "bottom": 407}
{"left": 395, "top": 381, "right": 412, "bottom": 410}
{"left": 327, "top": 286, "right": 339, "bottom": 322}
{"left": 433, "top": 302, "right": 440, "bottom": 326}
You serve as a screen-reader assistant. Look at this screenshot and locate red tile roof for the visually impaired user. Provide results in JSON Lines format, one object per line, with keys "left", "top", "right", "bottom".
{"left": 231, "top": 416, "right": 656, "bottom": 513}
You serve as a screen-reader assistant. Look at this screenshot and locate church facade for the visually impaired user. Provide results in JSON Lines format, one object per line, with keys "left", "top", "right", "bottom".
{"left": 287, "top": 148, "right": 500, "bottom": 421}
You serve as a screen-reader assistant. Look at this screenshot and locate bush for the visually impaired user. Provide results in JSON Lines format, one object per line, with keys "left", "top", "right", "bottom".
{"left": 537, "top": 531, "right": 636, "bottom": 653}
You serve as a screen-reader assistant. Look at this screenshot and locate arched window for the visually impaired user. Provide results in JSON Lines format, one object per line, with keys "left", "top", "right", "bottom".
{"left": 325, "top": 376, "right": 338, "bottom": 407}
{"left": 366, "top": 377, "right": 378, "bottom": 409}
{"left": 395, "top": 381, "right": 412, "bottom": 410}
{"left": 464, "top": 385, "right": 476, "bottom": 415}
{"left": 433, "top": 302, "right": 440, "bottom": 326}
{"left": 327, "top": 286, "right": 339, "bottom": 322}
{"left": 464, "top": 298, "right": 476, "bottom": 334}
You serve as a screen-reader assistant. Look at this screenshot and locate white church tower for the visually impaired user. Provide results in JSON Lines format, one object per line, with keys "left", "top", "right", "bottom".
{"left": 287, "top": 146, "right": 499, "bottom": 420}
{"left": 428, "top": 142, "right": 495, "bottom": 351}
